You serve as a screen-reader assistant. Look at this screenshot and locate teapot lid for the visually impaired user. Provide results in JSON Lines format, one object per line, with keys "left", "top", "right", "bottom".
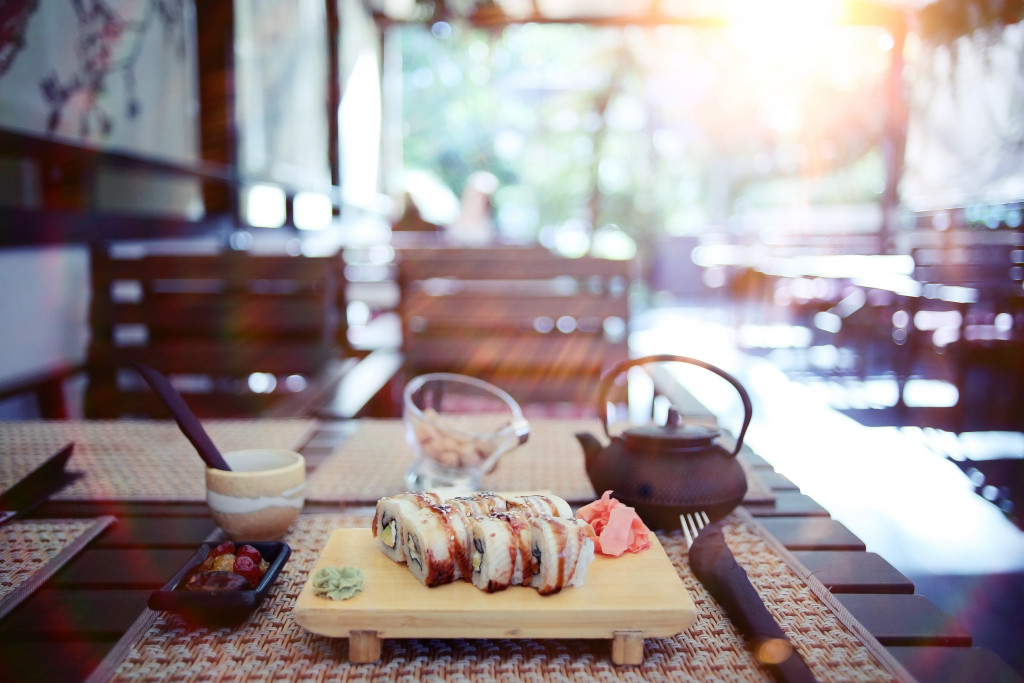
{"left": 620, "top": 407, "right": 721, "bottom": 451}
{"left": 597, "top": 355, "right": 752, "bottom": 459}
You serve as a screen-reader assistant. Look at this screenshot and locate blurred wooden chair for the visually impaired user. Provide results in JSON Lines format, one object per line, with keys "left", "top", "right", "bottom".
{"left": 901, "top": 228, "right": 1024, "bottom": 431}
{"left": 396, "top": 246, "right": 634, "bottom": 413}
{"left": 85, "top": 245, "right": 395, "bottom": 419}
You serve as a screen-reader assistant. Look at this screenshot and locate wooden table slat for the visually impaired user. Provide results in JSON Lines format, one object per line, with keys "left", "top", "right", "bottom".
{"left": 89, "top": 515, "right": 216, "bottom": 548}
{"left": 757, "top": 517, "right": 867, "bottom": 551}
{"left": 790, "top": 550, "right": 915, "bottom": 594}
{"left": 0, "top": 589, "right": 154, "bottom": 637}
{"left": 838, "top": 594, "right": 973, "bottom": 646}
{"left": 0, "top": 641, "right": 112, "bottom": 683}
{"left": 52, "top": 548, "right": 197, "bottom": 588}
{"left": 887, "top": 646, "right": 1024, "bottom": 683}
{"left": 39, "top": 501, "right": 212, "bottom": 518}
{"left": 753, "top": 468, "right": 801, "bottom": 491}
{"left": 744, "top": 491, "right": 830, "bottom": 517}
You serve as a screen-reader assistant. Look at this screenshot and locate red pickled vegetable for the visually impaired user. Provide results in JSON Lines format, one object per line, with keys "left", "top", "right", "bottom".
{"left": 233, "top": 555, "right": 262, "bottom": 588}
{"left": 208, "top": 541, "right": 235, "bottom": 559}
{"left": 236, "top": 544, "right": 263, "bottom": 564}
{"left": 576, "top": 490, "right": 652, "bottom": 557}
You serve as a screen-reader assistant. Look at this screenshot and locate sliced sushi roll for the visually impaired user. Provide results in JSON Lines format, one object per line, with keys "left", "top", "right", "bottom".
{"left": 467, "top": 510, "right": 533, "bottom": 592}
{"left": 445, "top": 491, "right": 508, "bottom": 517}
{"left": 402, "top": 504, "right": 472, "bottom": 586}
{"left": 528, "top": 516, "right": 596, "bottom": 595}
{"left": 506, "top": 493, "right": 573, "bottom": 519}
{"left": 372, "top": 491, "right": 443, "bottom": 563}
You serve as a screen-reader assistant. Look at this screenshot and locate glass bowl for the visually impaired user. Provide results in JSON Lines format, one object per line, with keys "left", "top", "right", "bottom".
{"left": 403, "top": 373, "right": 530, "bottom": 493}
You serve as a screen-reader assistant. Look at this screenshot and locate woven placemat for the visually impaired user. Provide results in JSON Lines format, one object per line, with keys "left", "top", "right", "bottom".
{"left": 0, "top": 516, "right": 116, "bottom": 620}
{"left": 305, "top": 418, "right": 601, "bottom": 503}
{"left": 305, "top": 418, "right": 774, "bottom": 505}
{"left": 90, "top": 508, "right": 913, "bottom": 682}
{"left": 0, "top": 420, "right": 315, "bottom": 502}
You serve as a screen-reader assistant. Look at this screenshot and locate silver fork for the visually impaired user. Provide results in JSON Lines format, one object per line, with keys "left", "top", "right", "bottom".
{"left": 680, "top": 510, "right": 710, "bottom": 548}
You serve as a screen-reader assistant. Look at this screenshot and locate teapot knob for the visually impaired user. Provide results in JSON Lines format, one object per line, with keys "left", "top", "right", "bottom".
{"left": 665, "top": 406, "right": 681, "bottom": 429}
{"left": 597, "top": 354, "right": 753, "bottom": 458}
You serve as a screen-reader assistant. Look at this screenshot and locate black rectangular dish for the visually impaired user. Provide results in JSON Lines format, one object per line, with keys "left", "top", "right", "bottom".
{"left": 148, "top": 541, "right": 291, "bottom": 626}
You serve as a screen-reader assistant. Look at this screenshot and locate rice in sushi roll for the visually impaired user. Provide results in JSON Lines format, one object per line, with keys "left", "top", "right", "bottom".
{"left": 528, "top": 516, "right": 596, "bottom": 595}
{"left": 466, "top": 510, "right": 533, "bottom": 592}
{"left": 505, "top": 493, "right": 573, "bottom": 519}
{"left": 372, "top": 491, "right": 443, "bottom": 563}
{"left": 402, "top": 504, "right": 472, "bottom": 586}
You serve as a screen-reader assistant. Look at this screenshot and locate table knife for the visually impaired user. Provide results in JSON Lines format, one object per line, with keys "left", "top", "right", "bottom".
{"left": 0, "top": 442, "right": 74, "bottom": 525}
{"left": 689, "top": 521, "right": 818, "bottom": 683}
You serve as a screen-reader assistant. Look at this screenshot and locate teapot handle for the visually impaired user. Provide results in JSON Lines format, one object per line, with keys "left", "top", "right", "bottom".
{"left": 597, "top": 354, "right": 753, "bottom": 458}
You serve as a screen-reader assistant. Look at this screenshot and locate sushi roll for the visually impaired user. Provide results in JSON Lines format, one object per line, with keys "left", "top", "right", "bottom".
{"left": 528, "top": 516, "right": 596, "bottom": 595}
{"left": 466, "top": 510, "right": 533, "bottom": 592}
{"left": 402, "top": 504, "right": 472, "bottom": 586}
{"left": 506, "top": 493, "right": 573, "bottom": 519}
{"left": 372, "top": 491, "right": 443, "bottom": 563}
{"left": 445, "top": 491, "right": 508, "bottom": 517}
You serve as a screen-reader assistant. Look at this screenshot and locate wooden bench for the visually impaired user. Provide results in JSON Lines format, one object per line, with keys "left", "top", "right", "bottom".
{"left": 84, "top": 246, "right": 399, "bottom": 419}
{"left": 396, "top": 246, "right": 634, "bottom": 411}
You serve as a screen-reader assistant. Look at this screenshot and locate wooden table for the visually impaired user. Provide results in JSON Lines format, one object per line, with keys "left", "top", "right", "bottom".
{"left": 0, "top": 419, "right": 1020, "bottom": 682}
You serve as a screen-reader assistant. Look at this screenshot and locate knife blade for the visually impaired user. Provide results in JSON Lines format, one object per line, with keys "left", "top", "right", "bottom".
{"left": 689, "top": 521, "right": 818, "bottom": 683}
{"left": 0, "top": 442, "right": 74, "bottom": 525}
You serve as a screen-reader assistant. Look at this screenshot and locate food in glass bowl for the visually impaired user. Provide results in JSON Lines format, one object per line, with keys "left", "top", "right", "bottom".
{"left": 403, "top": 373, "right": 530, "bottom": 492}
{"left": 409, "top": 408, "right": 508, "bottom": 468}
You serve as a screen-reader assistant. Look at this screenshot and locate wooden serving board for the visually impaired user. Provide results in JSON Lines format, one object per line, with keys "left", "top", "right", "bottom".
{"left": 293, "top": 528, "right": 697, "bottom": 665}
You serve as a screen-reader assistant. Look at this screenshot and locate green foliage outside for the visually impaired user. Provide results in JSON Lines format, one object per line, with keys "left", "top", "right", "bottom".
{"left": 396, "top": 21, "right": 892, "bottom": 251}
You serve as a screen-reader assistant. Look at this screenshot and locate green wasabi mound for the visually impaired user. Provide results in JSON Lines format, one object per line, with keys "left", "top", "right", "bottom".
{"left": 312, "top": 565, "right": 364, "bottom": 601}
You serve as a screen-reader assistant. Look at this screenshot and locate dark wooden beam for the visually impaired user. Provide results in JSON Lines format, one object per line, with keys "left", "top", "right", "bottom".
{"left": 326, "top": 0, "right": 342, "bottom": 190}
{"left": 0, "top": 207, "right": 235, "bottom": 247}
{"left": 195, "top": 1, "right": 237, "bottom": 220}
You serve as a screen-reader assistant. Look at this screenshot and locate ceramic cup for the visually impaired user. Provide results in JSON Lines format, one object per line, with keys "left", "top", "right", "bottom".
{"left": 206, "top": 449, "right": 305, "bottom": 541}
{"left": 403, "top": 373, "right": 530, "bottom": 493}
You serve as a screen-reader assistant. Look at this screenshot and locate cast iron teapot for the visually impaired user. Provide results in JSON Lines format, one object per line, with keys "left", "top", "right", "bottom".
{"left": 576, "top": 354, "right": 753, "bottom": 529}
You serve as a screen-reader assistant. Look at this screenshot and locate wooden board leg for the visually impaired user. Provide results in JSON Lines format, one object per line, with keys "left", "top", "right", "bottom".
{"left": 349, "top": 630, "right": 382, "bottom": 663}
{"left": 611, "top": 630, "right": 645, "bottom": 665}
